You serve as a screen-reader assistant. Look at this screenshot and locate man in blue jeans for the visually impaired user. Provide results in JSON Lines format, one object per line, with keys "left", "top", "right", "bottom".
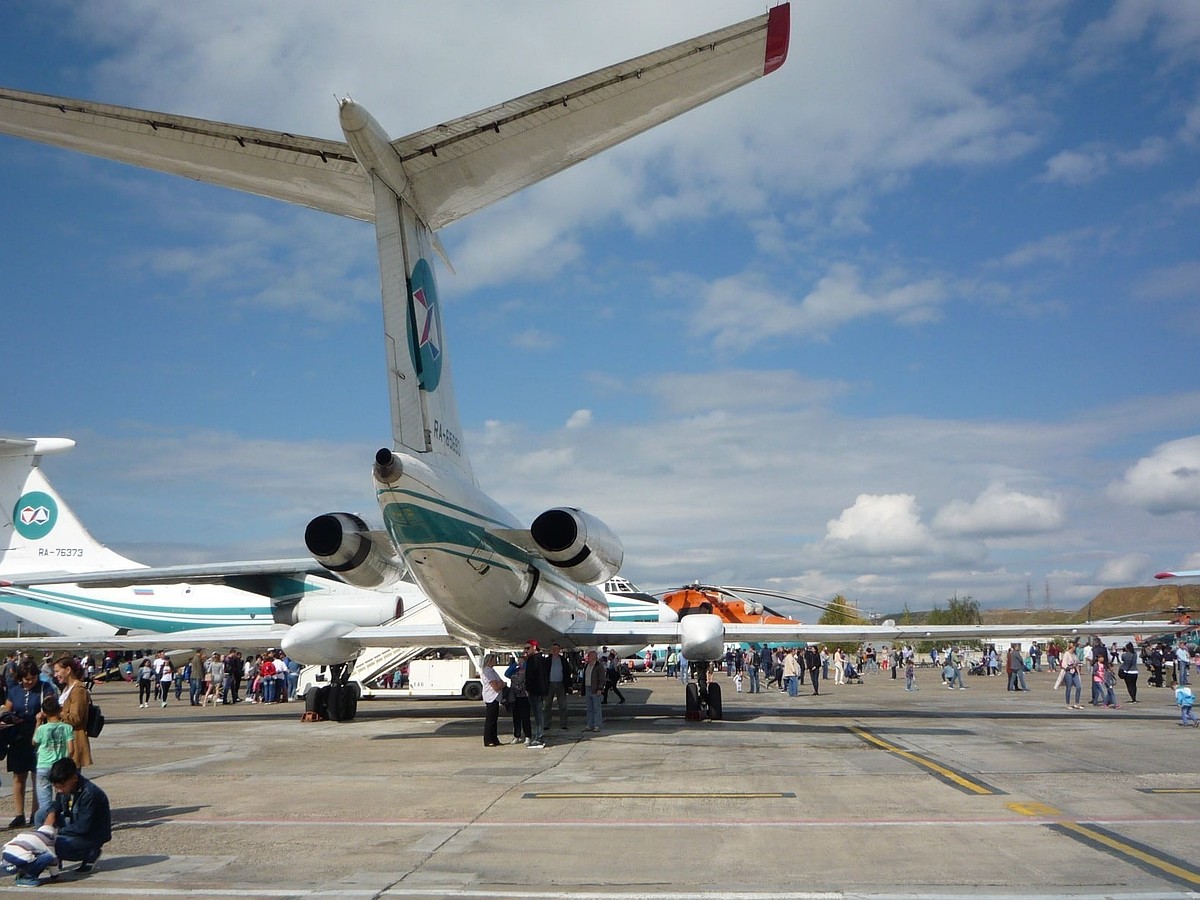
{"left": 19, "top": 758, "right": 110, "bottom": 885}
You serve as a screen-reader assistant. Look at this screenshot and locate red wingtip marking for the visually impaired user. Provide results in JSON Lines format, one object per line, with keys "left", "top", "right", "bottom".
{"left": 1155, "top": 572, "right": 1175, "bottom": 580}
{"left": 764, "top": 3, "right": 791, "bottom": 76}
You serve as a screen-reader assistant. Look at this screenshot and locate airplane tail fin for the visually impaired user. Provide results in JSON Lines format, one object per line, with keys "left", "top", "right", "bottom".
{"left": 343, "top": 109, "right": 473, "bottom": 481}
{"left": 0, "top": 438, "right": 141, "bottom": 578}
{"left": 380, "top": 201, "right": 471, "bottom": 480}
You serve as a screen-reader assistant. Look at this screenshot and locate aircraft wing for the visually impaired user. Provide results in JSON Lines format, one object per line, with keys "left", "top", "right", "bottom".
{"left": 565, "top": 619, "right": 1178, "bottom": 646}
{"left": 0, "top": 5, "right": 789, "bottom": 230}
{"left": 1154, "top": 571, "right": 1200, "bottom": 580}
{"left": 0, "top": 558, "right": 332, "bottom": 591}
{"left": 0, "top": 625, "right": 295, "bottom": 655}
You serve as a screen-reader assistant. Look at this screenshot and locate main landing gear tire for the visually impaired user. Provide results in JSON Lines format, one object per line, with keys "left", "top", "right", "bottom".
{"left": 321, "top": 663, "right": 359, "bottom": 722}
{"left": 706, "top": 681, "right": 723, "bottom": 721}
{"left": 685, "top": 682, "right": 702, "bottom": 720}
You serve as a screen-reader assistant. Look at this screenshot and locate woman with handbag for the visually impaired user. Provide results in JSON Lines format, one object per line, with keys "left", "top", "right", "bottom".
{"left": 51, "top": 657, "right": 93, "bottom": 771}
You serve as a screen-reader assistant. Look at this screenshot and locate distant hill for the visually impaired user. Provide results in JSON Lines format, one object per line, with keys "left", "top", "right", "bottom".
{"left": 883, "top": 584, "right": 1200, "bottom": 628}
{"left": 1083, "top": 584, "right": 1200, "bottom": 621}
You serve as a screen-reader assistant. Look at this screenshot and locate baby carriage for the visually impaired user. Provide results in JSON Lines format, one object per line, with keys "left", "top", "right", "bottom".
{"left": 969, "top": 661, "right": 987, "bottom": 677}
{"left": 843, "top": 660, "right": 864, "bottom": 684}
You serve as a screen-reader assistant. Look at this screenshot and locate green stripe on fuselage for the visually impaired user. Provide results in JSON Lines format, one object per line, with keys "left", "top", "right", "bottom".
{"left": 0, "top": 586, "right": 272, "bottom": 632}
{"left": 380, "top": 498, "right": 604, "bottom": 602}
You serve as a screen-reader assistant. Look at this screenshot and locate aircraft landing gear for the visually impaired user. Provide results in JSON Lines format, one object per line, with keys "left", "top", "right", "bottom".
{"left": 304, "top": 662, "right": 360, "bottom": 722}
{"left": 685, "top": 660, "right": 723, "bottom": 722}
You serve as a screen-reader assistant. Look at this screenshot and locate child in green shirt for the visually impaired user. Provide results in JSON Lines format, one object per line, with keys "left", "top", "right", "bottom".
{"left": 32, "top": 696, "right": 75, "bottom": 814}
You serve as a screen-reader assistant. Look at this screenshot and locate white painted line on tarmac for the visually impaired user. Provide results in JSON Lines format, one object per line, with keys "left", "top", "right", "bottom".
{"left": 132, "top": 815, "right": 1200, "bottom": 828}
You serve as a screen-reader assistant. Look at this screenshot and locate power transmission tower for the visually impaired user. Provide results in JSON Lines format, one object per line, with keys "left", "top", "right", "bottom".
{"left": 1026, "top": 581, "right": 1034, "bottom": 611}
{"left": 1044, "top": 580, "right": 1052, "bottom": 611}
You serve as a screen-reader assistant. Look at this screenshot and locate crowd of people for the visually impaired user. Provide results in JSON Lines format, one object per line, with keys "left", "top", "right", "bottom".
{"left": 128, "top": 648, "right": 300, "bottom": 708}
{"left": 0, "top": 652, "right": 111, "bottom": 887}
{"left": 476, "top": 634, "right": 1200, "bottom": 744}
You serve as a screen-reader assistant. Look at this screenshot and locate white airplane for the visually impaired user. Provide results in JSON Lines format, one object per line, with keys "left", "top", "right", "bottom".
{"left": 0, "top": 435, "right": 429, "bottom": 645}
{"left": 0, "top": 5, "right": 1169, "bottom": 718}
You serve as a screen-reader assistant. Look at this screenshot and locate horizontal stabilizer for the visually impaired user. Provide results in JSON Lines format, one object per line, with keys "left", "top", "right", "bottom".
{"left": 0, "top": 88, "right": 371, "bottom": 219}
{"left": 0, "top": 5, "right": 788, "bottom": 231}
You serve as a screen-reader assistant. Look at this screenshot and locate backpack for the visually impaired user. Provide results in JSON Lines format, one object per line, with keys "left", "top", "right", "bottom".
{"left": 86, "top": 702, "right": 104, "bottom": 738}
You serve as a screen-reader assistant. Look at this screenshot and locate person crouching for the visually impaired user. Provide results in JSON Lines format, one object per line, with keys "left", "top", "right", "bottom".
{"left": 2, "top": 824, "right": 59, "bottom": 887}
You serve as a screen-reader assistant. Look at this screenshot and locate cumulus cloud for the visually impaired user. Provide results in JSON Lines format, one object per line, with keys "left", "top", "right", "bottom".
{"left": 1109, "top": 436, "right": 1200, "bottom": 513}
{"left": 932, "top": 484, "right": 1064, "bottom": 537}
{"left": 822, "top": 494, "right": 936, "bottom": 557}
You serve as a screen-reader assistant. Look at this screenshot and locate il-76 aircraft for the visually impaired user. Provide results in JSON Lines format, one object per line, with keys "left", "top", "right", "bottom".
{"left": 0, "top": 435, "right": 431, "bottom": 644}
{"left": 0, "top": 5, "right": 1167, "bottom": 717}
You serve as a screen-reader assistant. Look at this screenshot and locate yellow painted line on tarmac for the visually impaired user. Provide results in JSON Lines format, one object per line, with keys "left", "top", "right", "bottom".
{"left": 845, "top": 725, "right": 999, "bottom": 795}
{"left": 1009, "top": 800, "right": 1200, "bottom": 887}
{"left": 523, "top": 791, "right": 795, "bottom": 800}
{"left": 1141, "top": 788, "right": 1200, "bottom": 794}
{"left": 1005, "top": 801, "right": 1061, "bottom": 817}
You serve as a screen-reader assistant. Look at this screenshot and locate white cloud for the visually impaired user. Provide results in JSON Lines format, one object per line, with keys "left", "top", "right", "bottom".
{"left": 564, "top": 410, "right": 593, "bottom": 430}
{"left": 933, "top": 484, "right": 1064, "bottom": 537}
{"left": 1093, "top": 552, "right": 1152, "bottom": 585}
{"left": 689, "top": 264, "right": 947, "bottom": 351}
{"left": 1109, "top": 435, "right": 1200, "bottom": 513}
{"left": 510, "top": 329, "right": 559, "bottom": 352}
{"left": 822, "top": 494, "right": 935, "bottom": 557}
{"left": 1133, "top": 262, "right": 1200, "bottom": 300}
{"left": 1040, "top": 147, "right": 1109, "bottom": 185}
{"left": 647, "top": 370, "right": 850, "bottom": 415}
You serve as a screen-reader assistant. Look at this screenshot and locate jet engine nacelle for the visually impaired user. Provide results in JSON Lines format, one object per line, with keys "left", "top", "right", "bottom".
{"left": 278, "top": 592, "right": 403, "bottom": 628}
{"left": 529, "top": 507, "right": 623, "bottom": 585}
{"left": 679, "top": 613, "right": 726, "bottom": 662}
{"left": 280, "top": 620, "right": 359, "bottom": 667}
{"left": 305, "top": 512, "right": 407, "bottom": 591}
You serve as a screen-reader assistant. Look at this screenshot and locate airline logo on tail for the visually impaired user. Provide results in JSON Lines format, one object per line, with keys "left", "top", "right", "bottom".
{"left": 409, "top": 258, "right": 443, "bottom": 392}
{"left": 14, "top": 491, "right": 56, "bottom": 540}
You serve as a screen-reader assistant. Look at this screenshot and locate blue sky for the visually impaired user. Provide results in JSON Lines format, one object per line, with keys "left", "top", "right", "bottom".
{"left": 3, "top": 1, "right": 1200, "bottom": 617}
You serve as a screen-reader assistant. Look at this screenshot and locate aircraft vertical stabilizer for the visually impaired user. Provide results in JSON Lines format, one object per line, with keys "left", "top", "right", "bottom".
{"left": 340, "top": 97, "right": 472, "bottom": 481}
{"left": 0, "top": 438, "right": 143, "bottom": 578}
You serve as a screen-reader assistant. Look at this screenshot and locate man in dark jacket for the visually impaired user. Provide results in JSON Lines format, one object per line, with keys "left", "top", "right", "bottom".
{"left": 805, "top": 646, "right": 821, "bottom": 695}
{"left": 524, "top": 642, "right": 550, "bottom": 748}
{"left": 544, "top": 643, "right": 576, "bottom": 731}
{"left": 30, "top": 757, "right": 110, "bottom": 877}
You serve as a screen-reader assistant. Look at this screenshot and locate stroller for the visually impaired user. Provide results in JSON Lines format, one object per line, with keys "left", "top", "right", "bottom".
{"left": 843, "top": 660, "right": 864, "bottom": 684}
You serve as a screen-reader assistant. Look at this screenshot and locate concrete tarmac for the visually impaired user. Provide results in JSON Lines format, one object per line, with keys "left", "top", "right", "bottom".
{"left": 4, "top": 665, "right": 1199, "bottom": 898}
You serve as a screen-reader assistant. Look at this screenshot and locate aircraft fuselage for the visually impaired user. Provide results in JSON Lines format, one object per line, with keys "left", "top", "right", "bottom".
{"left": 375, "top": 449, "right": 609, "bottom": 649}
